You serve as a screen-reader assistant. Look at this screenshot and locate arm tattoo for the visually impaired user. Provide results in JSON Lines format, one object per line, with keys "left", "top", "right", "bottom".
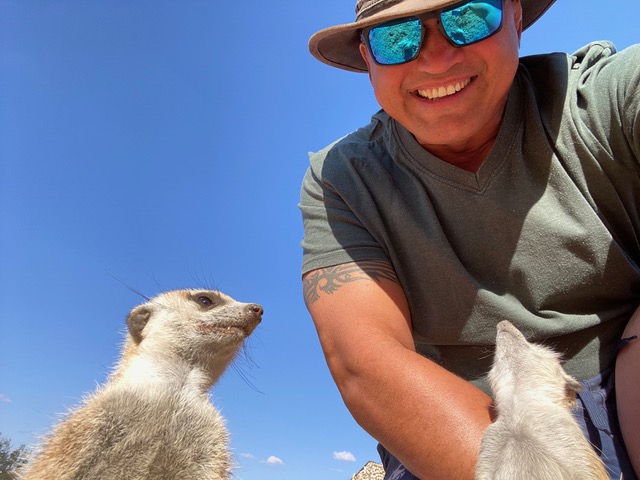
{"left": 303, "top": 260, "right": 400, "bottom": 305}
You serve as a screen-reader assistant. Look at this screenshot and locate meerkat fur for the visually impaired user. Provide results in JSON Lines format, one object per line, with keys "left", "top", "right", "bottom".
{"left": 17, "top": 289, "right": 263, "bottom": 480}
{"left": 476, "top": 320, "right": 610, "bottom": 480}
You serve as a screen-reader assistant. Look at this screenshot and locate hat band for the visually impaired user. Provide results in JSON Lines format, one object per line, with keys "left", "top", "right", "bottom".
{"left": 356, "top": 0, "right": 405, "bottom": 21}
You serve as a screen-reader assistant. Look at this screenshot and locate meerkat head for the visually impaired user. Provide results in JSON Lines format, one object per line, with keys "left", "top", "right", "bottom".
{"left": 125, "top": 289, "right": 263, "bottom": 370}
{"left": 489, "top": 320, "right": 582, "bottom": 409}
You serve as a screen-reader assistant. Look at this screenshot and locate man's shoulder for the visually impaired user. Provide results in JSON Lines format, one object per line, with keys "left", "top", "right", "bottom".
{"left": 308, "top": 110, "right": 395, "bottom": 174}
{"left": 518, "top": 41, "right": 634, "bottom": 87}
{"left": 520, "top": 41, "right": 617, "bottom": 66}
{"left": 515, "top": 41, "right": 638, "bottom": 123}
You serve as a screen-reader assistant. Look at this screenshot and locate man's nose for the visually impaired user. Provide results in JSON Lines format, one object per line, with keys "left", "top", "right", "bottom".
{"left": 414, "top": 19, "right": 464, "bottom": 74}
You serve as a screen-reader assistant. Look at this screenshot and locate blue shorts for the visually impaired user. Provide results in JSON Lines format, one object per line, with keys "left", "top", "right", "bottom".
{"left": 377, "top": 368, "right": 637, "bottom": 480}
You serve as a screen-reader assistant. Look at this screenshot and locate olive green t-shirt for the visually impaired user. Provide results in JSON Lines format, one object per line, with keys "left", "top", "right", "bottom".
{"left": 299, "top": 42, "right": 640, "bottom": 391}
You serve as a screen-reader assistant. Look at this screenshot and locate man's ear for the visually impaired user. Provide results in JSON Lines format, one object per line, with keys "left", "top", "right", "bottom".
{"left": 513, "top": 0, "right": 523, "bottom": 44}
{"left": 359, "top": 42, "right": 372, "bottom": 79}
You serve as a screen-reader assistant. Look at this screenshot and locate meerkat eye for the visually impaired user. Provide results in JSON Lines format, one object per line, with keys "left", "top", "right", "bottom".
{"left": 195, "top": 295, "right": 214, "bottom": 307}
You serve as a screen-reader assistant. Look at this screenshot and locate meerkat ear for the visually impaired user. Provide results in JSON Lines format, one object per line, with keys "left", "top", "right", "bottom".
{"left": 564, "top": 372, "right": 582, "bottom": 393}
{"left": 127, "top": 307, "right": 151, "bottom": 344}
{"left": 563, "top": 372, "right": 583, "bottom": 407}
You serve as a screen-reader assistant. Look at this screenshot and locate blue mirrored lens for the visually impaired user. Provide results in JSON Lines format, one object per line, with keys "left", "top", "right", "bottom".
{"left": 368, "top": 17, "right": 422, "bottom": 65}
{"left": 441, "top": 0, "right": 503, "bottom": 46}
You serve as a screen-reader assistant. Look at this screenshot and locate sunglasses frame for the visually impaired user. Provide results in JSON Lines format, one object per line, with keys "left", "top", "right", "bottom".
{"left": 360, "top": 0, "right": 505, "bottom": 66}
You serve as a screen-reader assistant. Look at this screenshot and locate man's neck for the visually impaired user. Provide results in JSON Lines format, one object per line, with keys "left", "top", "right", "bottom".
{"left": 424, "top": 138, "right": 495, "bottom": 173}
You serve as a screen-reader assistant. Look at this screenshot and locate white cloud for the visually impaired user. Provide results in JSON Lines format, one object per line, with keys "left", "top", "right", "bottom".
{"left": 239, "top": 453, "right": 255, "bottom": 459}
{"left": 0, "top": 394, "right": 11, "bottom": 403}
{"left": 333, "top": 451, "right": 356, "bottom": 462}
{"left": 265, "top": 456, "right": 284, "bottom": 465}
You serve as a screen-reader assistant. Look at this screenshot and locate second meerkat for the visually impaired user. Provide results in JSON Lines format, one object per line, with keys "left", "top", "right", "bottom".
{"left": 476, "top": 320, "right": 609, "bottom": 480}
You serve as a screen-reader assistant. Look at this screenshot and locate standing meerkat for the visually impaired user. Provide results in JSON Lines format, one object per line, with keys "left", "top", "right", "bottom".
{"left": 476, "top": 320, "right": 610, "bottom": 480}
{"left": 18, "top": 289, "right": 263, "bottom": 480}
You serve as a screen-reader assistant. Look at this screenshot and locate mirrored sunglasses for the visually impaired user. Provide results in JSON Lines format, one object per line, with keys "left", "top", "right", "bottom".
{"left": 362, "top": 0, "right": 504, "bottom": 66}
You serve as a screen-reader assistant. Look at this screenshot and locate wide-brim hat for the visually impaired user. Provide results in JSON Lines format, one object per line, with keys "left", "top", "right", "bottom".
{"left": 309, "top": 0, "right": 557, "bottom": 72}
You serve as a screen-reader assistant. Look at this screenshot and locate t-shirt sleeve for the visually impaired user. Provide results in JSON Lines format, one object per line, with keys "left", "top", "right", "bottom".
{"left": 299, "top": 146, "right": 389, "bottom": 275}
{"left": 614, "top": 44, "right": 640, "bottom": 164}
{"left": 570, "top": 42, "right": 640, "bottom": 170}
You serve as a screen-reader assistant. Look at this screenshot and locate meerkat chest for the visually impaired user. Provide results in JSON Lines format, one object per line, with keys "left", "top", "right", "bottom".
{"left": 90, "top": 383, "right": 228, "bottom": 454}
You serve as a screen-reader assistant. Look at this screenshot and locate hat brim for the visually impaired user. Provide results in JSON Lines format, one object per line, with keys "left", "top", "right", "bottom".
{"left": 309, "top": 0, "right": 557, "bottom": 72}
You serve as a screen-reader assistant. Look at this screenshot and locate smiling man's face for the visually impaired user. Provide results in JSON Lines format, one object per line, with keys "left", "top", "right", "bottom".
{"left": 360, "top": 0, "right": 523, "bottom": 169}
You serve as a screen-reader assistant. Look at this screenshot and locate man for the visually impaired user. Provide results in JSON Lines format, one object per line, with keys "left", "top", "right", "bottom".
{"left": 299, "top": 0, "right": 639, "bottom": 479}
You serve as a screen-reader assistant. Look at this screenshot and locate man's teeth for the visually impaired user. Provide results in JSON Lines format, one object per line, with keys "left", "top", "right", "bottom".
{"left": 418, "top": 78, "right": 471, "bottom": 100}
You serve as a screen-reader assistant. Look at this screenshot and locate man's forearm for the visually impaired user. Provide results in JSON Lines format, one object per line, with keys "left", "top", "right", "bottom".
{"left": 304, "top": 262, "right": 493, "bottom": 480}
{"left": 334, "top": 343, "right": 493, "bottom": 480}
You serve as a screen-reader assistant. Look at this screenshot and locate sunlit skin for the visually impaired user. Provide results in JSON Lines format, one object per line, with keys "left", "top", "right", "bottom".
{"left": 359, "top": 0, "right": 523, "bottom": 172}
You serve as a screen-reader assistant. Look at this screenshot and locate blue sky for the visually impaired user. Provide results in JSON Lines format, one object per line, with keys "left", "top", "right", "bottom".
{"left": 0, "top": 1, "right": 637, "bottom": 479}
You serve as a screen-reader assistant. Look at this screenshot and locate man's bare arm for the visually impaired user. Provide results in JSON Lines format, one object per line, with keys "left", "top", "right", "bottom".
{"left": 303, "top": 260, "right": 493, "bottom": 480}
{"left": 303, "top": 261, "right": 400, "bottom": 304}
{"left": 616, "top": 306, "right": 640, "bottom": 476}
